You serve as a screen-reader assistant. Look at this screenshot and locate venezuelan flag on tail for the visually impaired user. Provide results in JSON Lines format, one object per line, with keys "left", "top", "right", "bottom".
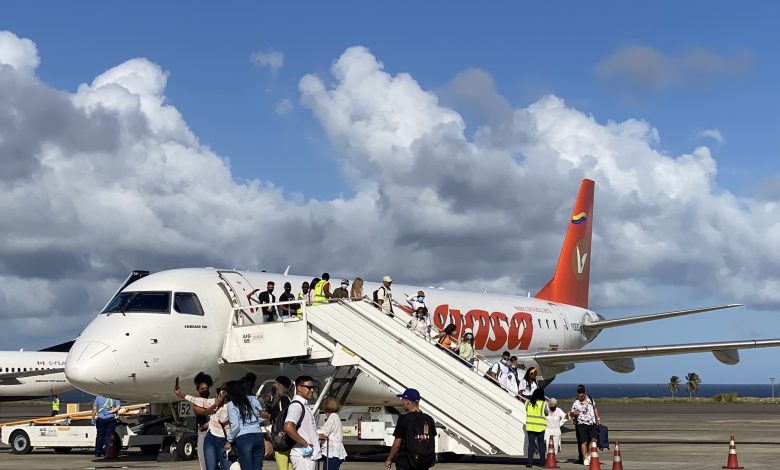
{"left": 535, "top": 179, "right": 595, "bottom": 309}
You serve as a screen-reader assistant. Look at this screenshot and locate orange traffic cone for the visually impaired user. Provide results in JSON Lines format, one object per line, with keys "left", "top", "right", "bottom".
{"left": 611, "top": 441, "right": 624, "bottom": 470}
{"left": 588, "top": 439, "right": 601, "bottom": 470}
{"left": 543, "top": 436, "right": 559, "bottom": 468}
{"left": 722, "top": 435, "right": 744, "bottom": 469}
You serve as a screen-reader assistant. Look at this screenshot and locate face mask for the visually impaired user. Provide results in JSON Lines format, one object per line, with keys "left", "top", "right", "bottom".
{"left": 341, "top": 284, "right": 348, "bottom": 288}
{"left": 199, "top": 389, "right": 210, "bottom": 399}
{"left": 501, "top": 358, "right": 509, "bottom": 365}
{"left": 417, "top": 296, "right": 425, "bottom": 303}
{"left": 465, "top": 334, "right": 473, "bottom": 340}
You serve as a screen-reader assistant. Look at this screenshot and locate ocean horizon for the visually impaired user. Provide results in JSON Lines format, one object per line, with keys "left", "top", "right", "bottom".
{"left": 545, "top": 383, "right": 779, "bottom": 399}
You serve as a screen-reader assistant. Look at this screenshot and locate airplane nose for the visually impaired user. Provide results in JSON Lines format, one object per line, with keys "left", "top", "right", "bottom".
{"left": 65, "top": 340, "right": 115, "bottom": 390}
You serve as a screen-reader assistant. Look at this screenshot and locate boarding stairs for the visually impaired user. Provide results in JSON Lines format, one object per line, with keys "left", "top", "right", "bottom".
{"left": 219, "top": 298, "right": 526, "bottom": 456}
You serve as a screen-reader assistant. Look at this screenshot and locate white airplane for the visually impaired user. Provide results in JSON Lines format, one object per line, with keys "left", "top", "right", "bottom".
{"left": 64, "top": 179, "right": 780, "bottom": 403}
{"left": 0, "top": 342, "right": 75, "bottom": 402}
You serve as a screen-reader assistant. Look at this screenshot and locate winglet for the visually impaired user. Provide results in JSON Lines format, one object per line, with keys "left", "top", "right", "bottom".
{"left": 535, "top": 179, "right": 595, "bottom": 309}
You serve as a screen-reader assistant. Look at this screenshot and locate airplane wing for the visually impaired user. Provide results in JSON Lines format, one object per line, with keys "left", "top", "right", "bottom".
{"left": 524, "top": 339, "right": 780, "bottom": 373}
{"left": 0, "top": 368, "right": 65, "bottom": 380}
{"left": 581, "top": 304, "right": 741, "bottom": 330}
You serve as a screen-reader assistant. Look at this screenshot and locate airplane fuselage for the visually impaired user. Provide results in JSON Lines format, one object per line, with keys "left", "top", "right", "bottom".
{"left": 0, "top": 351, "right": 73, "bottom": 401}
{"left": 65, "top": 268, "right": 600, "bottom": 402}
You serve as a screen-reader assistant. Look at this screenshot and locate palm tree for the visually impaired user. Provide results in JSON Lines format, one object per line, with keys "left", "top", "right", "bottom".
{"left": 685, "top": 372, "right": 701, "bottom": 397}
{"left": 668, "top": 376, "right": 680, "bottom": 398}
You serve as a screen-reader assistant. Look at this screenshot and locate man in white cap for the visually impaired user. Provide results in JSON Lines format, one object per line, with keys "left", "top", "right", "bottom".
{"left": 376, "top": 275, "right": 394, "bottom": 317}
{"left": 385, "top": 389, "right": 436, "bottom": 470}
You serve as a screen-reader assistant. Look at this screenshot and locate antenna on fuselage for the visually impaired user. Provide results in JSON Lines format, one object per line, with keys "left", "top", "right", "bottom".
{"left": 284, "top": 266, "right": 291, "bottom": 276}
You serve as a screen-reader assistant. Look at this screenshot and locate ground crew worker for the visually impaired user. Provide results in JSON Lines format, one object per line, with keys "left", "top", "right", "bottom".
{"left": 92, "top": 395, "right": 121, "bottom": 459}
{"left": 524, "top": 387, "right": 548, "bottom": 467}
{"left": 312, "top": 273, "right": 332, "bottom": 305}
{"left": 50, "top": 391, "right": 60, "bottom": 416}
{"left": 296, "top": 282, "right": 309, "bottom": 318}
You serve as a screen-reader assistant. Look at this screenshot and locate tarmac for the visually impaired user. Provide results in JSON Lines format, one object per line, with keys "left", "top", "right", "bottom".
{"left": 1, "top": 402, "right": 779, "bottom": 469}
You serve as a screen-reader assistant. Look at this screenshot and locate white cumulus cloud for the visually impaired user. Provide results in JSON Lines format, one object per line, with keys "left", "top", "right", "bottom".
{"left": 275, "top": 98, "right": 293, "bottom": 115}
{"left": 250, "top": 48, "right": 284, "bottom": 72}
{"left": 2, "top": 35, "right": 780, "bottom": 353}
{"left": 697, "top": 128, "right": 724, "bottom": 144}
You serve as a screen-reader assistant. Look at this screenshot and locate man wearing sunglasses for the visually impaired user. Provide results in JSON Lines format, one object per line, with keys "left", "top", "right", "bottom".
{"left": 284, "top": 376, "right": 321, "bottom": 470}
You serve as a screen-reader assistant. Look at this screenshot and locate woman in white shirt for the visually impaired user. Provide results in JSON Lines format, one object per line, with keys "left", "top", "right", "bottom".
{"left": 518, "top": 367, "right": 539, "bottom": 401}
{"left": 317, "top": 397, "right": 347, "bottom": 470}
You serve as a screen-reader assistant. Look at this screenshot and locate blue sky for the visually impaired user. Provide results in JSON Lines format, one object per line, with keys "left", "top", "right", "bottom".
{"left": 1, "top": 2, "right": 780, "bottom": 384}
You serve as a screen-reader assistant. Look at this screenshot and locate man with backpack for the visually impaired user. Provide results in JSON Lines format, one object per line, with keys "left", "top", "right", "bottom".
{"left": 374, "top": 275, "right": 394, "bottom": 317}
{"left": 283, "top": 375, "right": 321, "bottom": 470}
{"left": 384, "top": 389, "right": 437, "bottom": 470}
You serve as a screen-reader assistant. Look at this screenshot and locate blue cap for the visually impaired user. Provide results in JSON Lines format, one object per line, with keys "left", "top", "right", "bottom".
{"left": 397, "top": 388, "right": 421, "bottom": 401}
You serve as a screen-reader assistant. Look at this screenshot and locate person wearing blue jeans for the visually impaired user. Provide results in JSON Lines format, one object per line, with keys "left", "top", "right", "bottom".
{"left": 226, "top": 380, "right": 265, "bottom": 470}
{"left": 91, "top": 396, "right": 121, "bottom": 458}
{"left": 203, "top": 432, "right": 231, "bottom": 470}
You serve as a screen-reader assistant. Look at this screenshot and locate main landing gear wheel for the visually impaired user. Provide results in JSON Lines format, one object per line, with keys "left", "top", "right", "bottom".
{"left": 175, "top": 435, "right": 197, "bottom": 460}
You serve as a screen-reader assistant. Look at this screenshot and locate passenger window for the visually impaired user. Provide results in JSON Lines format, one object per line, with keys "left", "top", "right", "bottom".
{"left": 553, "top": 320, "right": 558, "bottom": 329}
{"left": 537, "top": 319, "right": 542, "bottom": 328}
{"left": 546, "top": 319, "right": 550, "bottom": 328}
{"left": 174, "top": 293, "right": 205, "bottom": 316}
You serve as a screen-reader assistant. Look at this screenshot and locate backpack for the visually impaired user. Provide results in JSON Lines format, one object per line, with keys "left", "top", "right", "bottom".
{"left": 406, "top": 413, "right": 436, "bottom": 469}
{"left": 270, "top": 401, "right": 304, "bottom": 452}
{"left": 372, "top": 288, "right": 380, "bottom": 305}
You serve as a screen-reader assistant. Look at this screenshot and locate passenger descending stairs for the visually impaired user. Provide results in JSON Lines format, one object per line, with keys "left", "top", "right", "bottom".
{"left": 306, "top": 300, "right": 526, "bottom": 456}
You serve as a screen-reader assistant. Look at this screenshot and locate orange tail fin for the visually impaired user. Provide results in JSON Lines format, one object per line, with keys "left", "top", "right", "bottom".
{"left": 535, "top": 179, "right": 595, "bottom": 309}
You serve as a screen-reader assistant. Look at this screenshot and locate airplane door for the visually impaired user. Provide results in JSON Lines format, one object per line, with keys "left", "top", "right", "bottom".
{"left": 217, "top": 271, "right": 258, "bottom": 324}
{"left": 547, "top": 303, "right": 569, "bottom": 351}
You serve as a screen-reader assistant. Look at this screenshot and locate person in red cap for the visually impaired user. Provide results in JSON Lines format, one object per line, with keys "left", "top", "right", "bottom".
{"left": 385, "top": 389, "right": 436, "bottom": 470}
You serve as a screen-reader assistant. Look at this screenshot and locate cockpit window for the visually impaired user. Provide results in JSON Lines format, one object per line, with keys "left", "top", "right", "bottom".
{"left": 174, "top": 293, "right": 205, "bottom": 316}
{"left": 101, "top": 291, "right": 171, "bottom": 314}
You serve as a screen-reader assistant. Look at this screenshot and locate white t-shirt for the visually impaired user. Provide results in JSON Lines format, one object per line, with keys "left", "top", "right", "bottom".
{"left": 378, "top": 286, "right": 393, "bottom": 314}
{"left": 317, "top": 413, "right": 347, "bottom": 459}
{"left": 518, "top": 379, "right": 538, "bottom": 398}
{"left": 185, "top": 395, "right": 230, "bottom": 438}
{"left": 545, "top": 407, "right": 567, "bottom": 436}
{"left": 285, "top": 395, "right": 322, "bottom": 459}
{"left": 490, "top": 361, "right": 510, "bottom": 389}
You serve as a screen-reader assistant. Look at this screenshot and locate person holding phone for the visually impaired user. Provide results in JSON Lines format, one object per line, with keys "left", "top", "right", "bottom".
{"left": 174, "top": 376, "right": 230, "bottom": 470}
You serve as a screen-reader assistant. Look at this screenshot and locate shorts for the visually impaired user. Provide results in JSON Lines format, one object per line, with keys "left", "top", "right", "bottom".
{"left": 576, "top": 424, "right": 598, "bottom": 445}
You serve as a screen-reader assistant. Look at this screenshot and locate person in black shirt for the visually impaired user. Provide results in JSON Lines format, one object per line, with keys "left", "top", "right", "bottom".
{"left": 279, "top": 282, "right": 296, "bottom": 318}
{"left": 258, "top": 281, "right": 277, "bottom": 322}
{"left": 385, "top": 389, "right": 436, "bottom": 470}
{"left": 261, "top": 376, "right": 294, "bottom": 470}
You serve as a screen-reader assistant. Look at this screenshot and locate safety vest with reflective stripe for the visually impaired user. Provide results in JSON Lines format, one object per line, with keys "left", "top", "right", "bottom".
{"left": 52, "top": 397, "right": 60, "bottom": 412}
{"left": 313, "top": 280, "right": 329, "bottom": 305}
{"left": 525, "top": 400, "right": 547, "bottom": 432}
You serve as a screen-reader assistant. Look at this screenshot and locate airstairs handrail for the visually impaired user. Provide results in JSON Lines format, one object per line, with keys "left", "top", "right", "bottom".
{"left": 333, "top": 299, "right": 514, "bottom": 414}
{"left": 370, "top": 298, "right": 509, "bottom": 391}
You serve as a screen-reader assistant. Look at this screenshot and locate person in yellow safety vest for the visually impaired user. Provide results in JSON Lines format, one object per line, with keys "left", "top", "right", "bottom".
{"left": 296, "top": 281, "right": 310, "bottom": 317}
{"left": 50, "top": 392, "right": 60, "bottom": 416}
{"left": 312, "top": 273, "right": 332, "bottom": 305}
{"left": 524, "top": 387, "right": 548, "bottom": 468}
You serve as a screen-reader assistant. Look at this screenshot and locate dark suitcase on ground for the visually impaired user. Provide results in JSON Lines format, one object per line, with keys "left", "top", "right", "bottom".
{"left": 597, "top": 424, "right": 609, "bottom": 450}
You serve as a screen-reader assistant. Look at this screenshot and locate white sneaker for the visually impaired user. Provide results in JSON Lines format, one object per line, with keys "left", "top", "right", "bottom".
{"left": 583, "top": 457, "right": 590, "bottom": 466}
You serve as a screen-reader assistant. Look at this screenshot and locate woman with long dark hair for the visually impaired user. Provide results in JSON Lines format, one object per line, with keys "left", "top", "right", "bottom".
{"left": 524, "top": 387, "right": 548, "bottom": 467}
{"left": 225, "top": 380, "right": 265, "bottom": 470}
{"left": 434, "top": 324, "right": 458, "bottom": 353}
{"left": 518, "top": 367, "right": 539, "bottom": 401}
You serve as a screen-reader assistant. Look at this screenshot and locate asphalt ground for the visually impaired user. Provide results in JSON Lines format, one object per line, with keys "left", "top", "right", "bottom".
{"left": 1, "top": 403, "right": 779, "bottom": 469}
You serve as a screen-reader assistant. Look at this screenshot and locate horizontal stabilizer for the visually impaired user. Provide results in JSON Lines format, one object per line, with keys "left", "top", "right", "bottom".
{"left": 581, "top": 304, "right": 741, "bottom": 330}
{"left": 526, "top": 338, "right": 780, "bottom": 367}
